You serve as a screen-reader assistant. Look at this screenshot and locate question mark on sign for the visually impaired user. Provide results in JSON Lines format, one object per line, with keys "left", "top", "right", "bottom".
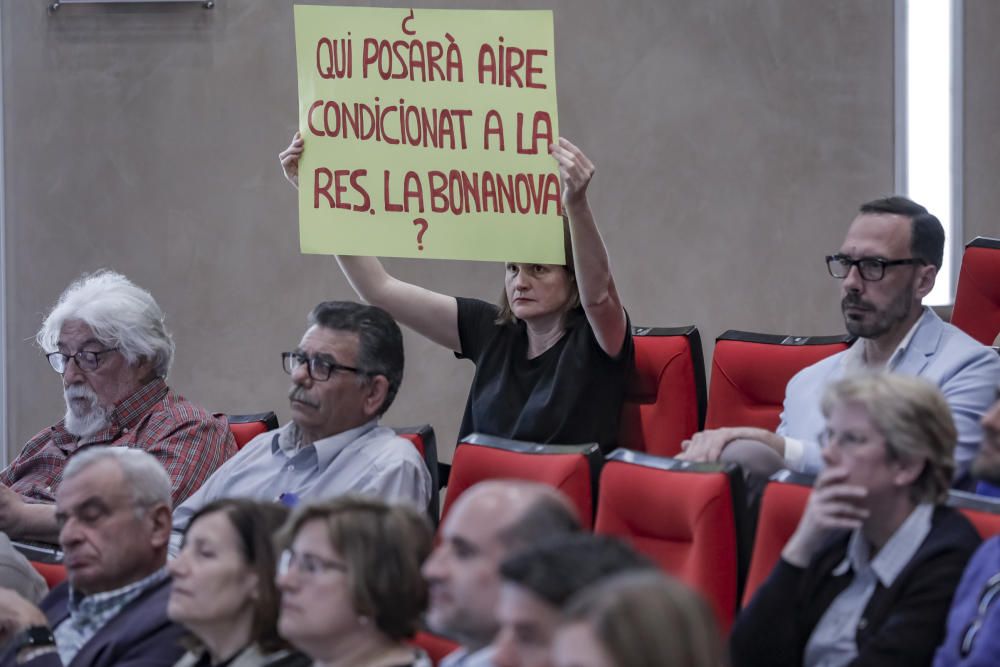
{"left": 412, "top": 218, "right": 428, "bottom": 251}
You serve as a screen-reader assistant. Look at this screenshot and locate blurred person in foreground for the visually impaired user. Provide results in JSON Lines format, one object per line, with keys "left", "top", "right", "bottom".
{"left": 491, "top": 533, "right": 655, "bottom": 667}
{"left": 275, "top": 496, "right": 433, "bottom": 667}
{"left": 0, "top": 447, "right": 185, "bottom": 666}
{"left": 421, "top": 481, "right": 582, "bottom": 667}
{"left": 934, "top": 391, "right": 1000, "bottom": 667}
{"left": 552, "top": 570, "right": 725, "bottom": 667}
{"left": 168, "top": 498, "right": 309, "bottom": 667}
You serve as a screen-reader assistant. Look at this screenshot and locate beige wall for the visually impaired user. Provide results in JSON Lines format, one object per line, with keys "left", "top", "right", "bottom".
{"left": 964, "top": 1, "right": 1000, "bottom": 243}
{"left": 3, "top": 0, "right": 899, "bottom": 461}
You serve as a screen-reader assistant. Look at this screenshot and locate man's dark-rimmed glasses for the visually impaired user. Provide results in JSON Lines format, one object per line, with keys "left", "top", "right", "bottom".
{"left": 825, "top": 254, "right": 926, "bottom": 282}
{"left": 281, "top": 351, "right": 364, "bottom": 382}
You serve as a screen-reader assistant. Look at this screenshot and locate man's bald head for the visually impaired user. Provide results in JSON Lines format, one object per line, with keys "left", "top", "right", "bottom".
{"left": 422, "top": 480, "right": 581, "bottom": 649}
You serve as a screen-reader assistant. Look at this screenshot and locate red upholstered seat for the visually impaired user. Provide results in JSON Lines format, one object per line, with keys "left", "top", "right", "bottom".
{"left": 618, "top": 326, "right": 706, "bottom": 457}
{"left": 31, "top": 561, "right": 67, "bottom": 589}
{"left": 594, "top": 449, "right": 747, "bottom": 631}
{"left": 705, "top": 331, "right": 852, "bottom": 431}
{"left": 409, "top": 631, "right": 460, "bottom": 666}
{"left": 441, "top": 434, "right": 602, "bottom": 529}
{"left": 741, "top": 472, "right": 813, "bottom": 606}
{"left": 395, "top": 424, "right": 442, "bottom": 522}
{"left": 952, "top": 237, "right": 1000, "bottom": 345}
{"left": 227, "top": 411, "right": 279, "bottom": 450}
{"left": 948, "top": 490, "right": 1000, "bottom": 539}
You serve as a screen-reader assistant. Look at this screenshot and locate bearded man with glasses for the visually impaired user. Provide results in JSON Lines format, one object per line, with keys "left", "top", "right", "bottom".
{"left": 169, "top": 300, "right": 430, "bottom": 555}
{"left": 679, "top": 196, "right": 1000, "bottom": 491}
{"left": 0, "top": 271, "right": 234, "bottom": 554}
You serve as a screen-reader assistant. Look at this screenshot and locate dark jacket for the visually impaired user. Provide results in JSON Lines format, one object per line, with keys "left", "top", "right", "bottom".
{"left": 1, "top": 575, "right": 186, "bottom": 667}
{"left": 731, "top": 506, "right": 981, "bottom": 667}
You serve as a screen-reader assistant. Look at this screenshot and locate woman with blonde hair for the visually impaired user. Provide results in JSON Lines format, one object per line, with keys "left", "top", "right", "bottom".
{"left": 276, "top": 496, "right": 433, "bottom": 667}
{"left": 731, "top": 373, "right": 981, "bottom": 667}
{"left": 552, "top": 570, "right": 725, "bottom": 667}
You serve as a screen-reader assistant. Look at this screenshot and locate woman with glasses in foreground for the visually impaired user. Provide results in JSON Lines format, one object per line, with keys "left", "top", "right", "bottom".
{"left": 276, "top": 496, "right": 433, "bottom": 667}
{"left": 168, "top": 499, "right": 308, "bottom": 667}
{"left": 730, "top": 373, "right": 981, "bottom": 667}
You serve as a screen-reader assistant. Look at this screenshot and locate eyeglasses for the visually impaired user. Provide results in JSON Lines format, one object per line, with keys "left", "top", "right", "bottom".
{"left": 46, "top": 348, "right": 119, "bottom": 374}
{"left": 281, "top": 351, "right": 363, "bottom": 382}
{"left": 960, "top": 572, "right": 1000, "bottom": 657}
{"left": 825, "top": 254, "right": 926, "bottom": 282}
{"left": 277, "top": 548, "right": 347, "bottom": 577}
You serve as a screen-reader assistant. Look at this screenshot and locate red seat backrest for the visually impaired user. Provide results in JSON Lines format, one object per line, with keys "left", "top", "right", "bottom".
{"left": 31, "top": 561, "right": 68, "bottom": 589}
{"left": 618, "top": 326, "right": 706, "bottom": 457}
{"left": 409, "top": 631, "right": 460, "bottom": 666}
{"left": 960, "top": 507, "right": 1000, "bottom": 539}
{"left": 441, "top": 434, "right": 601, "bottom": 530}
{"left": 742, "top": 474, "right": 813, "bottom": 606}
{"left": 398, "top": 432, "right": 426, "bottom": 458}
{"left": 394, "top": 425, "right": 441, "bottom": 522}
{"left": 948, "top": 490, "right": 1000, "bottom": 540}
{"left": 952, "top": 237, "right": 1000, "bottom": 345}
{"left": 227, "top": 412, "right": 279, "bottom": 450}
{"left": 705, "top": 332, "right": 851, "bottom": 431}
{"left": 594, "top": 450, "right": 742, "bottom": 631}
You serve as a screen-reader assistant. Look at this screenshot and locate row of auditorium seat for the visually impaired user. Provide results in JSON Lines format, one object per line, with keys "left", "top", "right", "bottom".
{"left": 623, "top": 235, "right": 1000, "bottom": 457}
{"left": 442, "top": 433, "right": 1000, "bottom": 638}
{"left": 20, "top": 417, "right": 1000, "bottom": 663}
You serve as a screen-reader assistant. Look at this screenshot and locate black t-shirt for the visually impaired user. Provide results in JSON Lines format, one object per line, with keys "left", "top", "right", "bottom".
{"left": 455, "top": 297, "right": 633, "bottom": 453}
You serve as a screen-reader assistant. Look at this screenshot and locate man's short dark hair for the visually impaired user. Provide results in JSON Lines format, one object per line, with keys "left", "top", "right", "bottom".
{"left": 308, "top": 301, "right": 404, "bottom": 416}
{"left": 859, "top": 196, "right": 945, "bottom": 269}
{"left": 499, "top": 533, "right": 655, "bottom": 608}
{"left": 497, "top": 491, "right": 583, "bottom": 549}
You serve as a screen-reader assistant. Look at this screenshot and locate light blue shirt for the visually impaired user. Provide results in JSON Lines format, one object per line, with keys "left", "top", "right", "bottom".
{"left": 170, "top": 420, "right": 430, "bottom": 554}
{"left": 778, "top": 308, "right": 1000, "bottom": 482}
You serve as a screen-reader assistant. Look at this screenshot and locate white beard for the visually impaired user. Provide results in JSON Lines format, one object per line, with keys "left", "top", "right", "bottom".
{"left": 63, "top": 385, "right": 112, "bottom": 437}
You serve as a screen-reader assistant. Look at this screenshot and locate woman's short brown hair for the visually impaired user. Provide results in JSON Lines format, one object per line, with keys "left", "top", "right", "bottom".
{"left": 561, "top": 571, "right": 725, "bottom": 667}
{"left": 182, "top": 498, "right": 291, "bottom": 654}
{"left": 495, "top": 214, "right": 580, "bottom": 325}
{"left": 820, "top": 372, "right": 956, "bottom": 504}
{"left": 278, "top": 496, "right": 433, "bottom": 641}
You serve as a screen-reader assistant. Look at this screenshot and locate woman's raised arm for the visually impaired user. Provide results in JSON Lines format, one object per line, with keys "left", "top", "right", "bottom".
{"left": 549, "top": 138, "right": 627, "bottom": 357}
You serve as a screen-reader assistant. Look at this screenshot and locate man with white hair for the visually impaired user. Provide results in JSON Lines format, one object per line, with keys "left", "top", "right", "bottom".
{"left": 0, "top": 271, "right": 235, "bottom": 543}
{"left": 0, "top": 447, "right": 185, "bottom": 667}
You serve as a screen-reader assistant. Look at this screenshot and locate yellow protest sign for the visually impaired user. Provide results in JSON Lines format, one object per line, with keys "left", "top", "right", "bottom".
{"left": 293, "top": 5, "right": 563, "bottom": 263}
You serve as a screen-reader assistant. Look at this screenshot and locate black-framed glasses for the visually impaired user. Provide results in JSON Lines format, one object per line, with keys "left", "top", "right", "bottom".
{"left": 277, "top": 548, "right": 347, "bottom": 577}
{"left": 825, "top": 254, "right": 926, "bottom": 282}
{"left": 281, "top": 351, "right": 363, "bottom": 382}
{"left": 46, "top": 348, "right": 119, "bottom": 374}
{"left": 960, "top": 572, "right": 1000, "bottom": 657}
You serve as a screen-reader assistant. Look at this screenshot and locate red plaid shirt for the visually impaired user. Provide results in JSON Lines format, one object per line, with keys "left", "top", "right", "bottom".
{"left": 1, "top": 378, "right": 236, "bottom": 505}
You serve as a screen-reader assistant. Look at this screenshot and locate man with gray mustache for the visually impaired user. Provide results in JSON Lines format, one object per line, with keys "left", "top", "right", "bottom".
{"left": 169, "top": 300, "right": 430, "bottom": 554}
{"left": 678, "top": 197, "right": 1000, "bottom": 489}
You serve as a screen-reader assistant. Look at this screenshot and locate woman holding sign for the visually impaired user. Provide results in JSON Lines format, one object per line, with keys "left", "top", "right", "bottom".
{"left": 280, "top": 131, "right": 631, "bottom": 453}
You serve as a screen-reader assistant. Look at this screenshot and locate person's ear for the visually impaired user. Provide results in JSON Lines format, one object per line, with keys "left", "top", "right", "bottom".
{"left": 914, "top": 264, "right": 937, "bottom": 300}
{"left": 363, "top": 375, "right": 390, "bottom": 418}
{"left": 148, "top": 503, "right": 174, "bottom": 549}
{"left": 893, "top": 457, "right": 925, "bottom": 489}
